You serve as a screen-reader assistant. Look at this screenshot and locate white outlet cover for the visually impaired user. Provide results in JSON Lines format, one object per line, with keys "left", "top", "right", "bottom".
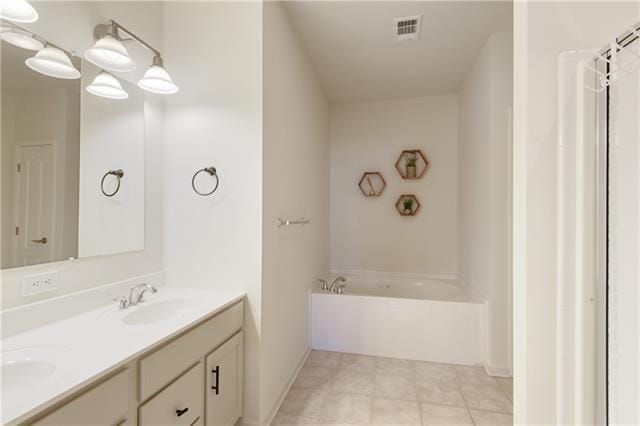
{"left": 22, "top": 271, "right": 58, "bottom": 296}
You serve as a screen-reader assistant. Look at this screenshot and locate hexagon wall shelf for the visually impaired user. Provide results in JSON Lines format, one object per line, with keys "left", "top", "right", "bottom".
{"left": 358, "top": 172, "right": 386, "bottom": 197}
{"left": 396, "top": 194, "right": 420, "bottom": 216}
{"left": 395, "top": 149, "right": 428, "bottom": 180}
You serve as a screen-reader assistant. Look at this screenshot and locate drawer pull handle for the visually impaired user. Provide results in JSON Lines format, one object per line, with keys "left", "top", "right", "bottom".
{"left": 211, "top": 366, "right": 220, "bottom": 395}
{"left": 176, "top": 407, "right": 189, "bottom": 417}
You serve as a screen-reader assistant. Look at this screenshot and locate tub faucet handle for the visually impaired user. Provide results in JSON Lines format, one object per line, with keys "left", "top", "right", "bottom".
{"left": 318, "top": 278, "right": 329, "bottom": 291}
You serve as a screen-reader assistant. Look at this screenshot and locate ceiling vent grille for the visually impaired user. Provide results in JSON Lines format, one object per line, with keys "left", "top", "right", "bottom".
{"left": 394, "top": 15, "right": 422, "bottom": 42}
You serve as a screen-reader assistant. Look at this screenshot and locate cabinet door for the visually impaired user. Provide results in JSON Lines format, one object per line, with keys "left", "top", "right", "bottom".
{"left": 139, "top": 362, "right": 204, "bottom": 426}
{"left": 205, "top": 331, "right": 243, "bottom": 426}
{"left": 34, "top": 369, "right": 130, "bottom": 425}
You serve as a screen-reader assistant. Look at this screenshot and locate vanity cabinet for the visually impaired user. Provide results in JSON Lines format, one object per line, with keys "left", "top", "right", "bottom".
{"left": 205, "top": 331, "right": 244, "bottom": 426}
{"left": 33, "top": 369, "right": 131, "bottom": 426}
{"left": 24, "top": 300, "right": 244, "bottom": 426}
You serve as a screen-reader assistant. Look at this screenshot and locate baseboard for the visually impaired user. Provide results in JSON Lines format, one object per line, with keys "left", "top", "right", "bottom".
{"left": 484, "top": 364, "right": 512, "bottom": 378}
{"left": 262, "top": 347, "right": 311, "bottom": 426}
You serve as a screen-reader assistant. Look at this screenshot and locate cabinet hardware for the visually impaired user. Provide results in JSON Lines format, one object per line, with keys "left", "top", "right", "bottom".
{"left": 176, "top": 407, "right": 189, "bottom": 417}
{"left": 211, "top": 366, "right": 220, "bottom": 395}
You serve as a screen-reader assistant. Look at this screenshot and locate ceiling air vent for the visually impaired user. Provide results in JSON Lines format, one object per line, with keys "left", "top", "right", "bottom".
{"left": 394, "top": 15, "right": 422, "bottom": 42}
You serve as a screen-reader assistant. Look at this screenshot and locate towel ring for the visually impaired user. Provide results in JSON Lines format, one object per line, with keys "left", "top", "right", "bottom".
{"left": 101, "top": 169, "right": 124, "bottom": 197}
{"left": 192, "top": 166, "right": 219, "bottom": 196}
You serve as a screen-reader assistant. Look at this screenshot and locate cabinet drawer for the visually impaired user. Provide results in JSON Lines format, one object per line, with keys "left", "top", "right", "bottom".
{"left": 139, "top": 301, "right": 243, "bottom": 401}
{"left": 34, "top": 369, "right": 130, "bottom": 425}
{"left": 139, "top": 362, "right": 203, "bottom": 426}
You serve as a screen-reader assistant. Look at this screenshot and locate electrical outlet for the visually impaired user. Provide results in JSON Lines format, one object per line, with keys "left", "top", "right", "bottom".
{"left": 22, "top": 271, "right": 58, "bottom": 296}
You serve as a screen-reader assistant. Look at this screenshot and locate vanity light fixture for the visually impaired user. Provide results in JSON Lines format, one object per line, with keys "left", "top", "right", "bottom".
{"left": 86, "top": 70, "right": 128, "bottom": 100}
{"left": 25, "top": 45, "right": 81, "bottom": 79}
{"left": 84, "top": 21, "right": 136, "bottom": 73}
{"left": 0, "top": 0, "right": 38, "bottom": 23}
{"left": 0, "top": 26, "right": 44, "bottom": 50}
{"left": 137, "top": 55, "right": 178, "bottom": 94}
{"left": 86, "top": 20, "right": 178, "bottom": 95}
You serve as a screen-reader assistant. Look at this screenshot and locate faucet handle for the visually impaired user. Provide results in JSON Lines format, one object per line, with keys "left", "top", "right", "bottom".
{"left": 336, "top": 284, "right": 346, "bottom": 295}
{"left": 113, "top": 296, "right": 129, "bottom": 310}
{"left": 318, "top": 278, "right": 329, "bottom": 291}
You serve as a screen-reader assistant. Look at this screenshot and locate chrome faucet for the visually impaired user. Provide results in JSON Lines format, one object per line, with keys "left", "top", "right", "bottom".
{"left": 113, "top": 283, "right": 158, "bottom": 310}
{"left": 329, "top": 276, "right": 346, "bottom": 293}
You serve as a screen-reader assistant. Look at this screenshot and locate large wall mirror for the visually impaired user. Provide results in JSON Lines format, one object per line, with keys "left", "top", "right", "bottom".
{"left": 1, "top": 24, "right": 145, "bottom": 270}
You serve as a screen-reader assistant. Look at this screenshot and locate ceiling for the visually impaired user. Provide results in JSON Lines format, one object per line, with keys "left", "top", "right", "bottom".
{"left": 283, "top": 1, "right": 513, "bottom": 103}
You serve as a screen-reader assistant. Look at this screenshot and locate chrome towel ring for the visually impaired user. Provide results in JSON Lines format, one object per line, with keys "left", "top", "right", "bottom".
{"left": 192, "top": 166, "right": 219, "bottom": 196}
{"left": 101, "top": 169, "right": 124, "bottom": 197}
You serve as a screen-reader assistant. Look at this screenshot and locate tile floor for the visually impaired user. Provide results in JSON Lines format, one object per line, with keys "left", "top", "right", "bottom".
{"left": 272, "top": 351, "right": 513, "bottom": 426}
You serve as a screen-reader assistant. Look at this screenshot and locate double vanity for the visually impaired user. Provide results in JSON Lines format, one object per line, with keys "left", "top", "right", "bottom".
{"left": 1, "top": 286, "right": 245, "bottom": 426}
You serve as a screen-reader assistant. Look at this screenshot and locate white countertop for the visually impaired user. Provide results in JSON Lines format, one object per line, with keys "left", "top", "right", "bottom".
{"left": 1, "top": 287, "right": 245, "bottom": 424}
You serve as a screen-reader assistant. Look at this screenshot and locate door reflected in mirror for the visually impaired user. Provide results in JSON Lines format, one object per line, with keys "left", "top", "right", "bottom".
{"left": 1, "top": 41, "right": 81, "bottom": 269}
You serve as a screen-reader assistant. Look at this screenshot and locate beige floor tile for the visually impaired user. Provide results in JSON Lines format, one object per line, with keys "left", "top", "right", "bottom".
{"left": 272, "top": 412, "right": 319, "bottom": 425}
{"left": 495, "top": 377, "right": 513, "bottom": 402}
{"left": 376, "top": 357, "right": 414, "bottom": 377}
{"left": 294, "top": 365, "right": 337, "bottom": 390}
{"left": 374, "top": 374, "right": 418, "bottom": 401}
{"left": 470, "top": 409, "right": 513, "bottom": 425}
{"left": 370, "top": 398, "right": 421, "bottom": 425}
{"left": 319, "top": 392, "right": 371, "bottom": 424}
{"left": 339, "top": 354, "right": 377, "bottom": 373}
{"left": 458, "top": 381, "right": 512, "bottom": 414}
{"left": 280, "top": 388, "right": 328, "bottom": 418}
{"left": 413, "top": 361, "right": 456, "bottom": 380}
{"left": 415, "top": 375, "right": 465, "bottom": 407}
{"left": 330, "top": 369, "right": 375, "bottom": 395}
{"left": 420, "top": 403, "right": 474, "bottom": 425}
{"left": 307, "top": 351, "right": 342, "bottom": 369}
{"left": 453, "top": 365, "right": 495, "bottom": 386}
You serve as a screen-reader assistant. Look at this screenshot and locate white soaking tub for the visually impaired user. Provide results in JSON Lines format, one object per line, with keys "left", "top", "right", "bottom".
{"left": 311, "top": 275, "right": 486, "bottom": 366}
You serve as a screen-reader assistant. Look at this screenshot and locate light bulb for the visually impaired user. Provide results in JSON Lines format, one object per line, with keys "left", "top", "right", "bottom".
{"left": 137, "top": 57, "right": 178, "bottom": 94}
{"left": 25, "top": 46, "right": 80, "bottom": 79}
{"left": 86, "top": 70, "right": 128, "bottom": 100}
{"left": 0, "top": 26, "right": 44, "bottom": 50}
{"left": 84, "top": 35, "right": 136, "bottom": 73}
{"left": 0, "top": 0, "right": 38, "bottom": 23}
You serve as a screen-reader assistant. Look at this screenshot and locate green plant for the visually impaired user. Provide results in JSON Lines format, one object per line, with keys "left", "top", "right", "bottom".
{"left": 405, "top": 153, "right": 417, "bottom": 167}
{"left": 403, "top": 198, "right": 413, "bottom": 210}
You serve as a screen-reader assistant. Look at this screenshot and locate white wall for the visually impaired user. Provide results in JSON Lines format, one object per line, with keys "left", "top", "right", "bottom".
{"left": 0, "top": 2, "right": 164, "bottom": 310}
{"left": 458, "top": 33, "right": 512, "bottom": 375}
{"left": 260, "top": 2, "right": 329, "bottom": 422}
{"left": 514, "top": 2, "right": 639, "bottom": 423}
{"left": 162, "top": 2, "right": 262, "bottom": 422}
{"left": 330, "top": 95, "right": 458, "bottom": 276}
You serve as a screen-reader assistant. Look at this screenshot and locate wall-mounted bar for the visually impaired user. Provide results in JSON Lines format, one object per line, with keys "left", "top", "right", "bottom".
{"left": 277, "top": 218, "right": 311, "bottom": 228}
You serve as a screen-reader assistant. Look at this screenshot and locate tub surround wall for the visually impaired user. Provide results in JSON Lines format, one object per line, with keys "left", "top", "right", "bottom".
{"left": 0, "top": 2, "right": 164, "bottom": 310}
{"left": 330, "top": 95, "right": 458, "bottom": 276}
{"left": 261, "top": 2, "right": 329, "bottom": 424}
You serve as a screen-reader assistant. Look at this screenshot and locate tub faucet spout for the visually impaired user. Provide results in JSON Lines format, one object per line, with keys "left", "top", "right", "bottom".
{"left": 330, "top": 276, "right": 346, "bottom": 293}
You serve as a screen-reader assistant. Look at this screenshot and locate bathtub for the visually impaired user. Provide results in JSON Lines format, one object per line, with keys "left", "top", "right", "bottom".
{"left": 311, "top": 275, "right": 486, "bottom": 366}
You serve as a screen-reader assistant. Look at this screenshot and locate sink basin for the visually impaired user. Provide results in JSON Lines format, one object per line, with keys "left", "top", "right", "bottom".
{"left": 2, "top": 346, "right": 67, "bottom": 404}
{"left": 122, "top": 298, "right": 191, "bottom": 325}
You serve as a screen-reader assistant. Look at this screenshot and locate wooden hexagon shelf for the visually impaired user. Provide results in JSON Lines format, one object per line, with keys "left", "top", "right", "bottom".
{"left": 395, "top": 149, "right": 428, "bottom": 180}
{"left": 358, "top": 172, "right": 386, "bottom": 197}
{"left": 396, "top": 194, "right": 420, "bottom": 216}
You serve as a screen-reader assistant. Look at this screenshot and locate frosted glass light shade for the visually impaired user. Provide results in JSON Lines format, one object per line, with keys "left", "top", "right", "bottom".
{"left": 86, "top": 71, "right": 128, "bottom": 100}
{"left": 0, "top": 0, "right": 38, "bottom": 23}
{"left": 25, "top": 46, "right": 80, "bottom": 79}
{"left": 0, "top": 27, "right": 44, "bottom": 50}
{"left": 84, "top": 35, "right": 136, "bottom": 73}
{"left": 137, "top": 64, "right": 178, "bottom": 94}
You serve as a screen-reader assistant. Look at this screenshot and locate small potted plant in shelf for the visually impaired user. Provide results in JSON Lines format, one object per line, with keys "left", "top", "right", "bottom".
{"left": 402, "top": 198, "right": 414, "bottom": 215}
{"left": 405, "top": 152, "right": 418, "bottom": 178}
